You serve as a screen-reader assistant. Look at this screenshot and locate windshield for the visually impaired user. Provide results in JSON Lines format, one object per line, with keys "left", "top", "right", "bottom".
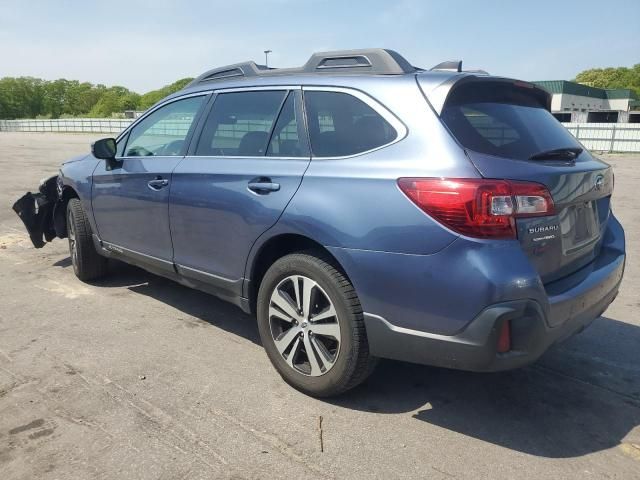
{"left": 441, "top": 82, "right": 581, "bottom": 161}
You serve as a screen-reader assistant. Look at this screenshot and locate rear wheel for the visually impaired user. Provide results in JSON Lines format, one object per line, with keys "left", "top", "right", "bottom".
{"left": 257, "top": 252, "right": 376, "bottom": 397}
{"left": 67, "top": 198, "right": 108, "bottom": 281}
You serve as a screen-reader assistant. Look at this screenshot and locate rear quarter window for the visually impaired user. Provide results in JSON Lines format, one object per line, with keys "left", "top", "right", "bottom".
{"left": 304, "top": 91, "right": 397, "bottom": 157}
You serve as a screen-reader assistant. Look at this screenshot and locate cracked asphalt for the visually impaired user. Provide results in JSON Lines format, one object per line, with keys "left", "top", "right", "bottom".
{"left": 0, "top": 132, "right": 639, "bottom": 479}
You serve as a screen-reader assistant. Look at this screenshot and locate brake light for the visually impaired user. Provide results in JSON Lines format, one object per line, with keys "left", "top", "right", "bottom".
{"left": 397, "top": 178, "right": 555, "bottom": 239}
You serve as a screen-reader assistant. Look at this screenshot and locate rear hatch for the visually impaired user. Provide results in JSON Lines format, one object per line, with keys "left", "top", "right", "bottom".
{"left": 436, "top": 78, "right": 613, "bottom": 286}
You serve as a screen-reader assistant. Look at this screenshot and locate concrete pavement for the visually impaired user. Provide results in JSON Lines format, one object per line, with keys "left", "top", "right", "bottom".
{"left": 0, "top": 133, "right": 638, "bottom": 479}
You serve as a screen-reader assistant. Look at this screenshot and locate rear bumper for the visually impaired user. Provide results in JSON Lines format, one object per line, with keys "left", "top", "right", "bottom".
{"left": 364, "top": 244, "right": 624, "bottom": 372}
{"left": 327, "top": 212, "right": 626, "bottom": 372}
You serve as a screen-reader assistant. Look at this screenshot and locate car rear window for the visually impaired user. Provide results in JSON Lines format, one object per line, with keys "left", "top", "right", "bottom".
{"left": 441, "top": 82, "right": 581, "bottom": 160}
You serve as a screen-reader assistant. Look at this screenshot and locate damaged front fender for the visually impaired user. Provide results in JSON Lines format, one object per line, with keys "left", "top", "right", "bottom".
{"left": 12, "top": 175, "right": 67, "bottom": 248}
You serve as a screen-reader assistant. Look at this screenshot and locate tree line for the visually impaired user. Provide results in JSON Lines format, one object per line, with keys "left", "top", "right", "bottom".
{"left": 0, "top": 77, "right": 193, "bottom": 119}
{"left": 1, "top": 63, "right": 638, "bottom": 120}
{"left": 574, "top": 64, "right": 640, "bottom": 97}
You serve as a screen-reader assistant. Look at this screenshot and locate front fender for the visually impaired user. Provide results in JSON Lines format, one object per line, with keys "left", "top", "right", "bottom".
{"left": 59, "top": 155, "right": 100, "bottom": 235}
{"left": 13, "top": 154, "right": 99, "bottom": 249}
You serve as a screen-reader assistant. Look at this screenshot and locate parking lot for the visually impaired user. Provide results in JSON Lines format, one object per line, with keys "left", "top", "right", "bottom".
{"left": 0, "top": 132, "right": 638, "bottom": 479}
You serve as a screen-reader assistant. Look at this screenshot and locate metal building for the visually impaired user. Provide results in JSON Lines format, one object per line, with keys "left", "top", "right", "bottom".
{"left": 533, "top": 80, "right": 640, "bottom": 123}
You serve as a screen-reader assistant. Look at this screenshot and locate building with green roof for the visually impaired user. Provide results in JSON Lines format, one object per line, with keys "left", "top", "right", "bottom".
{"left": 533, "top": 80, "right": 639, "bottom": 123}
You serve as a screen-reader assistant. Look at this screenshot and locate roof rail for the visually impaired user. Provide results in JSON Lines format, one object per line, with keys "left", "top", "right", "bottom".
{"left": 302, "top": 49, "right": 415, "bottom": 74}
{"left": 186, "top": 61, "right": 271, "bottom": 88}
{"left": 185, "top": 48, "right": 418, "bottom": 88}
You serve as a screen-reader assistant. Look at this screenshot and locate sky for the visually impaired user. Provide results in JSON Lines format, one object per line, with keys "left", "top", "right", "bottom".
{"left": 1, "top": 0, "right": 638, "bottom": 93}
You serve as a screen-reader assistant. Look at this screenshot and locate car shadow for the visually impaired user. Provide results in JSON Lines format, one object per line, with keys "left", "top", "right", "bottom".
{"left": 53, "top": 257, "right": 72, "bottom": 268}
{"left": 331, "top": 316, "right": 640, "bottom": 458}
{"left": 65, "top": 257, "right": 639, "bottom": 459}
{"left": 95, "top": 259, "right": 261, "bottom": 345}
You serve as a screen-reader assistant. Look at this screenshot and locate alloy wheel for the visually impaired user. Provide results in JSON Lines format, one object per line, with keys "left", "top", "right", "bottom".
{"left": 268, "top": 275, "right": 341, "bottom": 376}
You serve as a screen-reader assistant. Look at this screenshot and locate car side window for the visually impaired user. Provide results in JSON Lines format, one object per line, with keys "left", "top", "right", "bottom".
{"left": 304, "top": 91, "right": 397, "bottom": 157}
{"left": 266, "top": 92, "right": 306, "bottom": 157}
{"left": 116, "top": 132, "right": 128, "bottom": 157}
{"left": 195, "top": 91, "right": 287, "bottom": 156}
{"left": 124, "top": 96, "right": 205, "bottom": 157}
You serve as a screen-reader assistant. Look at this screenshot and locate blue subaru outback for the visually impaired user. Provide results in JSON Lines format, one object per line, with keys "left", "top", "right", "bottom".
{"left": 14, "top": 49, "right": 625, "bottom": 397}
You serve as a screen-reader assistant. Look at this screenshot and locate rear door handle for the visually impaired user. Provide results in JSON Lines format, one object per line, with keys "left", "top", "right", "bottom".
{"left": 248, "top": 179, "right": 280, "bottom": 193}
{"left": 147, "top": 178, "right": 169, "bottom": 190}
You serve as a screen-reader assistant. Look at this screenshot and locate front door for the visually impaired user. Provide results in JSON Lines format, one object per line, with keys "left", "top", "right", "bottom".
{"left": 170, "top": 89, "right": 310, "bottom": 295}
{"left": 92, "top": 94, "right": 207, "bottom": 263}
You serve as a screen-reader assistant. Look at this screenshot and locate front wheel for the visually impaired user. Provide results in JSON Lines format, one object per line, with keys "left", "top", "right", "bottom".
{"left": 257, "top": 252, "right": 376, "bottom": 397}
{"left": 67, "top": 198, "right": 108, "bottom": 281}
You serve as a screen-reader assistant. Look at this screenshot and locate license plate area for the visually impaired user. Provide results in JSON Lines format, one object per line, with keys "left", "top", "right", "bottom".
{"left": 561, "top": 201, "right": 600, "bottom": 255}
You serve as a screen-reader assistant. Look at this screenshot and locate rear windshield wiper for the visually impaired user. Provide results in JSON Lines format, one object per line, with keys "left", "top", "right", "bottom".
{"left": 528, "top": 147, "right": 583, "bottom": 161}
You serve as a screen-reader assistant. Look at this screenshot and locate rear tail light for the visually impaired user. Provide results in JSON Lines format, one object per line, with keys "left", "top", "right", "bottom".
{"left": 397, "top": 178, "right": 555, "bottom": 239}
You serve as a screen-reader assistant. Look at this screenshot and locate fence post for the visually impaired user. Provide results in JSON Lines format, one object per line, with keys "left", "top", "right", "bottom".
{"left": 609, "top": 124, "right": 617, "bottom": 153}
{"left": 575, "top": 124, "right": 580, "bottom": 141}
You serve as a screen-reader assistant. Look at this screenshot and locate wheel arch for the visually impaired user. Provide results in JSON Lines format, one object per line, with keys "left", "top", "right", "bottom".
{"left": 53, "top": 185, "right": 80, "bottom": 239}
{"left": 245, "top": 233, "right": 352, "bottom": 314}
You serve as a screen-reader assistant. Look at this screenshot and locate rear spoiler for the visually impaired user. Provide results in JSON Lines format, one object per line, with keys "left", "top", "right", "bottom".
{"left": 417, "top": 74, "right": 552, "bottom": 116}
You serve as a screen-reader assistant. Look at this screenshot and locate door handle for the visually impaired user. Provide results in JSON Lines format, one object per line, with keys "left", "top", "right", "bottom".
{"left": 248, "top": 179, "right": 280, "bottom": 193}
{"left": 147, "top": 178, "right": 169, "bottom": 191}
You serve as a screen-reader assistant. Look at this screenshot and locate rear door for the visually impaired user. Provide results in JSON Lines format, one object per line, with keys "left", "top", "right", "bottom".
{"left": 437, "top": 79, "right": 613, "bottom": 286}
{"left": 92, "top": 94, "right": 207, "bottom": 264}
{"left": 169, "top": 88, "right": 310, "bottom": 294}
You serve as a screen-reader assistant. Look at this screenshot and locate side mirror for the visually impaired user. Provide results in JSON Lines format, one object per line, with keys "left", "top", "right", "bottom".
{"left": 91, "top": 138, "right": 117, "bottom": 160}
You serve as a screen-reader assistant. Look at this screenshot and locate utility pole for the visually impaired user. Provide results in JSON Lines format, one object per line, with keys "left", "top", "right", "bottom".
{"left": 264, "top": 50, "right": 272, "bottom": 67}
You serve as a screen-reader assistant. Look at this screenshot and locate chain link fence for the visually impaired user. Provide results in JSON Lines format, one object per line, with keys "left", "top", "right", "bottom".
{"left": 561, "top": 123, "right": 640, "bottom": 153}
{"left": 0, "top": 118, "right": 133, "bottom": 134}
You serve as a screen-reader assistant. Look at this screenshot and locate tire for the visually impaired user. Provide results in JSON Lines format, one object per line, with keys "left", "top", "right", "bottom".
{"left": 67, "top": 198, "right": 108, "bottom": 281}
{"left": 257, "top": 252, "right": 377, "bottom": 397}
